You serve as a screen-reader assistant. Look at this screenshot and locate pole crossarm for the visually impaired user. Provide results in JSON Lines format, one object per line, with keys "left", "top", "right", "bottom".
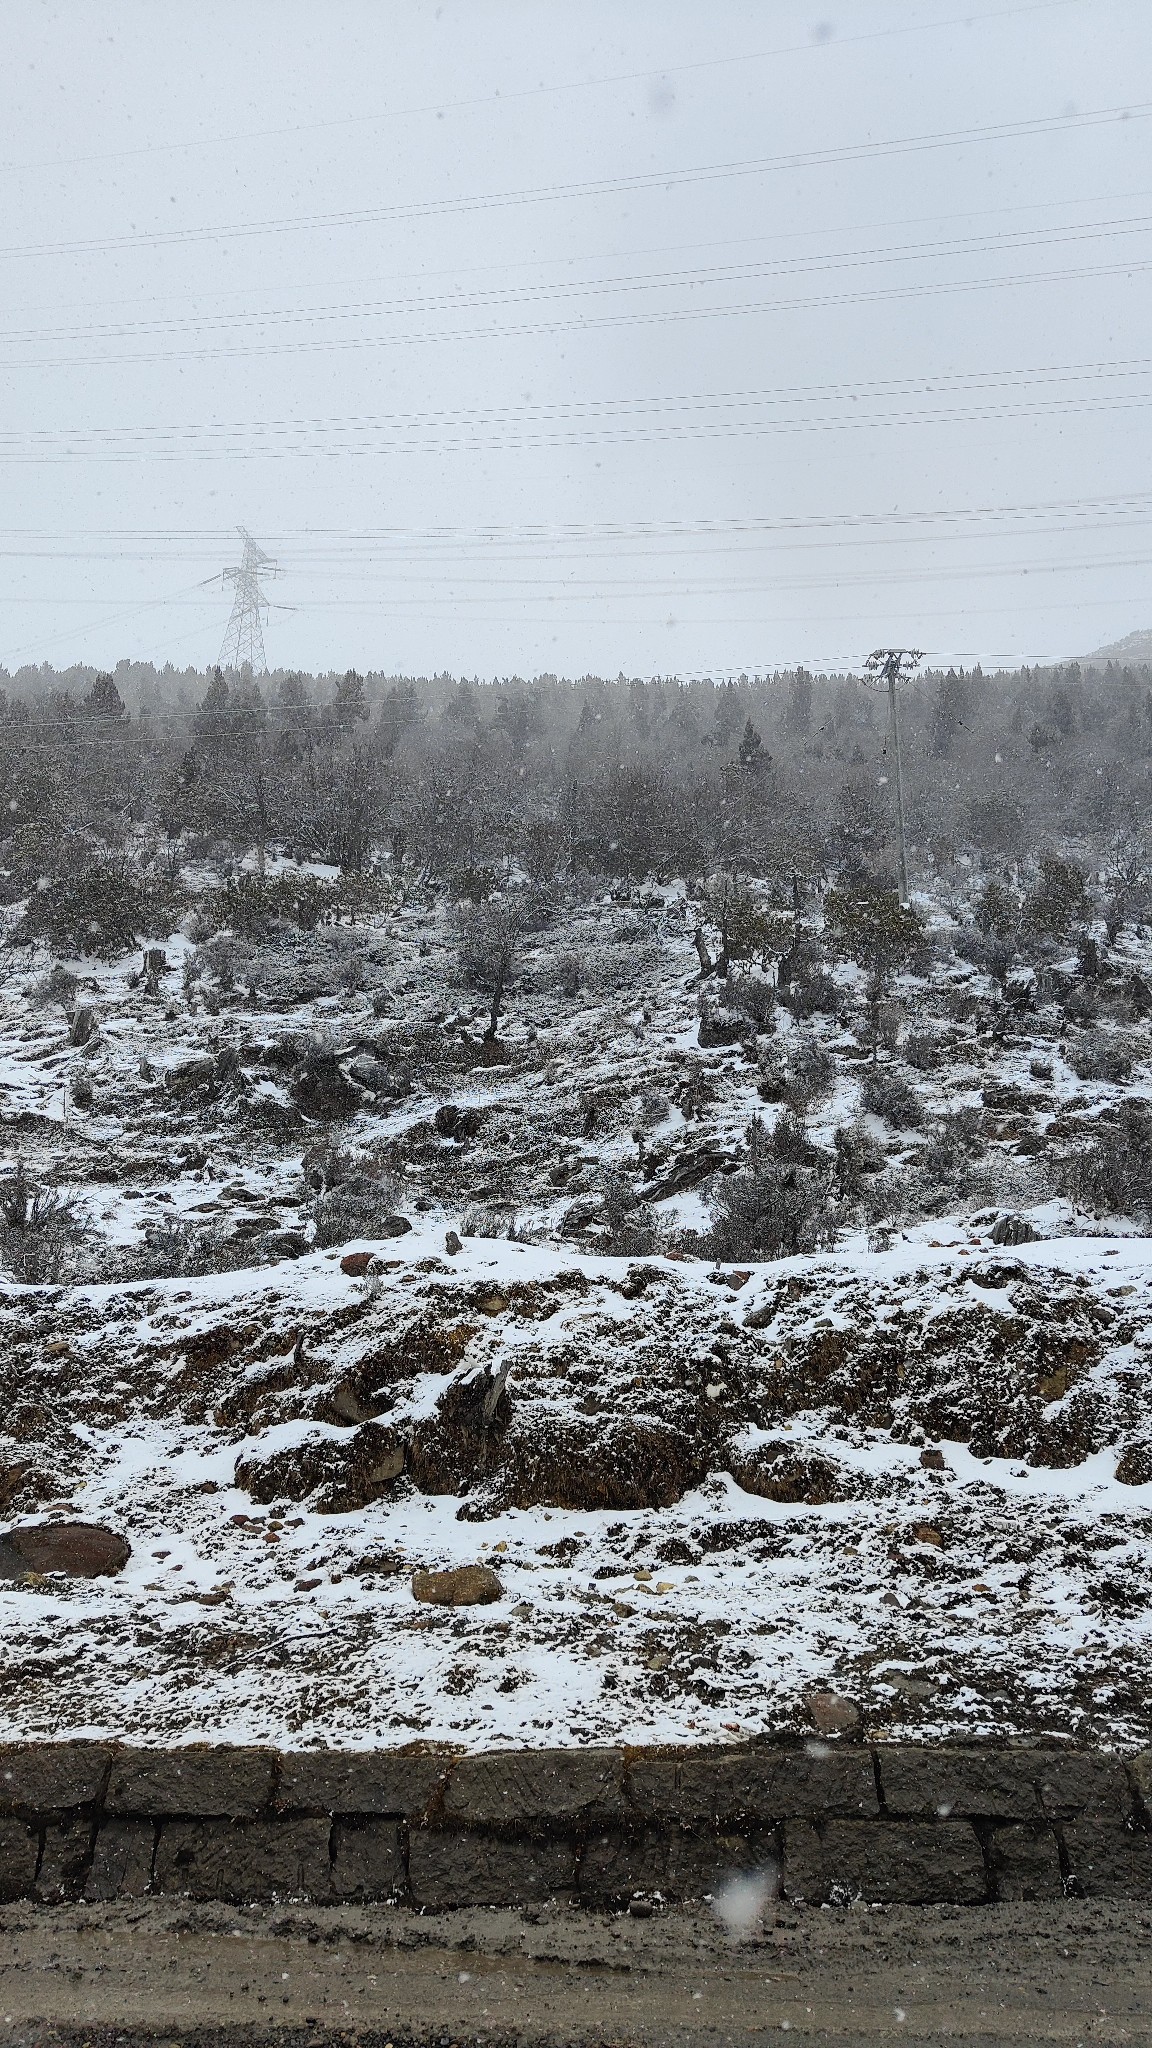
{"left": 862, "top": 646, "right": 924, "bottom": 906}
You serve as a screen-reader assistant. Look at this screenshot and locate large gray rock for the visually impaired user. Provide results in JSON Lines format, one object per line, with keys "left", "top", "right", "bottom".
{"left": 1063, "top": 1821, "right": 1152, "bottom": 1898}
{"left": 330, "top": 1821, "right": 405, "bottom": 1901}
{"left": 0, "top": 1522, "right": 130, "bottom": 1579}
{"left": 278, "top": 1752, "right": 448, "bottom": 1818}
{"left": 0, "top": 1819, "right": 38, "bottom": 1901}
{"left": 988, "top": 1823, "right": 1064, "bottom": 1902}
{"left": 85, "top": 1820, "right": 156, "bottom": 1901}
{"left": 35, "top": 1816, "right": 95, "bottom": 1901}
{"left": 1035, "top": 1755, "right": 1134, "bottom": 1821}
{"left": 877, "top": 1746, "right": 1043, "bottom": 1820}
{"left": 581, "top": 1827, "right": 777, "bottom": 1904}
{"left": 0, "top": 1741, "right": 112, "bottom": 1813}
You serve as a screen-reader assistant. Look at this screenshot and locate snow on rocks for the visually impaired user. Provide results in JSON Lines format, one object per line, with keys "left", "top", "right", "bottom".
{"left": 1, "top": 1227, "right": 1152, "bottom": 1753}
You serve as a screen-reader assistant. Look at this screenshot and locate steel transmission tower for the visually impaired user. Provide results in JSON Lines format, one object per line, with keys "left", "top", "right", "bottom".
{"left": 218, "top": 527, "right": 279, "bottom": 673}
{"left": 864, "top": 647, "right": 923, "bottom": 904}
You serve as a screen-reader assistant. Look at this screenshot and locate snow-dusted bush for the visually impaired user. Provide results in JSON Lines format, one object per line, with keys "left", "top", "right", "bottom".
{"left": 707, "top": 1158, "right": 839, "bottom": 1262}
{"left": 783, "top": 1037, "right": 836, "bottom": 1111}
{"left": 1059, "top": 1101, "right": 1152, "bottom": 1220}
{"left": 861, "top": 1067, "right": 922, "bottom": 1128}
{"left": 313, "top": 1169, "right": 407, "bottom": 1247}
{"left": 1066, "top": 1029, "right": 1134, "bottom": 1084}
{"left": 0, "top": 1160, "right": 89, "bottom": 1283}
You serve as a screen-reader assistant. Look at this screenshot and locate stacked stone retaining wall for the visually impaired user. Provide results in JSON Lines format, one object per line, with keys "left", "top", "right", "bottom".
{"left": 2, "top": 1742, "right": 1151, "bottom": 1909}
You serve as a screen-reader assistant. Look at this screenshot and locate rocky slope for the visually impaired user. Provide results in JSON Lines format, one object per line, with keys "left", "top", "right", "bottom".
{"left": 2, "top": 1230, "right": 1151, "bottom": 1753}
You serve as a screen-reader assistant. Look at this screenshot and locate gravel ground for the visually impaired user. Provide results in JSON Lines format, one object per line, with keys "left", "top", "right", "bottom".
{"left": 3, "top": 1896, "right": 1152, "bottom": 2046}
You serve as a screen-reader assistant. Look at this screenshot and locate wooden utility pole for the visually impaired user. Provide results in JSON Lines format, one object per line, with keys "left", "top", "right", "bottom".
{"left": 865, "top": 647, "right": 923, "bottom": 904}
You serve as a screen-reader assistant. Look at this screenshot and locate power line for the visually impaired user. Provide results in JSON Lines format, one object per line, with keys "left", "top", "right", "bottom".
{"left": 6, "top": 209, "right": 1150, "bottom": 364}
{"left": 5, "top": 485, "right": 1152, "bottom": 555}
{"left": 2, "top": 99, "right": 1146, "bottom": 265}
{"left": 0, "top": 0, "right": 1087, "bottom": 178}
{"left": 4, "top": 359, "right": 1150, "bottom": 465}
{"left": 0, "top": 257, "right": 1145, "bottom": 403}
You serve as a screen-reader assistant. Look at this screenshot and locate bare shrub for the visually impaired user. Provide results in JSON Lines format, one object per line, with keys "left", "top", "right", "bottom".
{"left": 905, "top": 1029, "right": 944, "bottom": 1071}
{"left": 1058, "top": 1102, "right": 1152, "bottom": 1219}
{"left": 707, "top": 1157, "right": 839, "bottom": 1262}
{"left": 0, "top": 1161, "right": 89, "bottom": 1282}
{"left": 861, "top": 1067, "right": 922, "bottom": 1128}
{"left": 1066, "top": 1029, "right": 1134, "bottom": 1084}
{"left": 553, "top": 950, "right": 584, "bottom": 996}
{"left": 783, "top": 1036, "right": 836, "bottom": 1111}
{"left": 313, "top": 1168, "right": 407, "bottom": 1247}
{"left": 723, "top": 971, "right": 776, "bottom": 1032}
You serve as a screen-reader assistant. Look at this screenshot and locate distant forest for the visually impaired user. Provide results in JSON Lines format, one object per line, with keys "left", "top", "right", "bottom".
{"left": 1, "top": 656, "right": 1151, "bottom": 899}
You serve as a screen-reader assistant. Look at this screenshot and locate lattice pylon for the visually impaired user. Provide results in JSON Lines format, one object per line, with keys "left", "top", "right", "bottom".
{"left": 219, "top": 526, "right": 278, "bottom": 674}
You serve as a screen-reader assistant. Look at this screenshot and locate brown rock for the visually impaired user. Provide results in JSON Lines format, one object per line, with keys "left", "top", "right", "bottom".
{"left": 411, "top": 1564, "right": 502, "bottom": 1607}
{"left": 340, "top": 1250, "right": 374, "bottom": 1276}
{"left": 0, "top": 1522, "right": 130, "bottom": 1579}
{"left": 805, "top": 1691, "right": 861, "bottom": 1737}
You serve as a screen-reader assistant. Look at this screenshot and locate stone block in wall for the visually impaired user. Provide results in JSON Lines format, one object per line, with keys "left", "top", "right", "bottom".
{"left": 1062, "top": 1821, "right": 1152, "bottom": 1899}
{"left": 0, "top": 1819, "right": 38, "bottom": 1901}
{"left": 877, "top": 1747, "right": 1041, "bottom": 1820}
{"left": 330, "top": 1821, "right": 405, "bottom": 1901}
{"left": 0, "top": 1741, "right": 112, "bottom": 1814}
{"left": 988, "top": 1824, "right": 1064, "bottom": 1902}
{"left": 85, "top": 1820, "right": 156, "bottom": 1901}
{"left": 107, "top": 1746, "right": 276, "bottom": 1818}
{"left": 580, "top": 1827, "right": 779, "bottom": 1903}
{"left": 784, "top": 1819, "right": 987, "bottom": 1905}
{"left": 155, "top": 1819, "right": 331, "bottom": 1901}
{"left": 1035, "top": 1756, "right": 1134, "bottom": 1822}
{"left": 34, "top": 1816, "right": 94, "bottom": 1900}
{"left": 629, "top": 1746, "right": 877, "bottom": 1826}
{"left": 442, "top": 1748, "right": 625, "bottom": 1829}
{"left": 279, "top": 1752, "right": 447, "bottom": 1819}
{"left": 408, "top": 1828, "right": 576, "bottom": 1909}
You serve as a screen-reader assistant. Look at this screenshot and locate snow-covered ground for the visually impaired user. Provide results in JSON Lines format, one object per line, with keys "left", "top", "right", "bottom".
{"left": 2, "top": 1228, "right": 1152, "bottom": 1753}
{"left": 2, "top": 870, "right": 1152, "bottom": 1751}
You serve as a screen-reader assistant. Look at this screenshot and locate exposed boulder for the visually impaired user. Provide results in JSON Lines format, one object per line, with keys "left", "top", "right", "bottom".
{"left": 407, "top": 1362, "right": 511, "bottom": 1494}
{"left": 292, "top": 1051, "right": 360, "bottom": 1121}
{"left": 433, "top": 1102, "right": 484, "bottom": 1141}
{"left": 411, "top": 1563, "right": 501, "bottom": 1606}
{"left": 69, "top": 1006, "right": 97, "bottom": 1049}
{"left": 235, "top": 1422, "right": 406, "bottom": 1513}
{"left": 0, "top": 1521, "right": 130, "bottom": 1579}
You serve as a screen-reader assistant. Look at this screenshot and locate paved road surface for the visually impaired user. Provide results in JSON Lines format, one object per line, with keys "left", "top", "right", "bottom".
{"left": 2, "top": 1897, "right": 1151, "bottom": 2045}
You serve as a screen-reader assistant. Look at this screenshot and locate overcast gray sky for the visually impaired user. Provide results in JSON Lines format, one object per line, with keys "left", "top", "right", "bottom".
{"left": 1, "top": 0, "right": 1150, "bottom": 678}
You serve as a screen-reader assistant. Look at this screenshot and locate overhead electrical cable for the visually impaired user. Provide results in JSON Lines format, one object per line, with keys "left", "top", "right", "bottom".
{"left": 0, "top": 0, "right": 1087, "bottom": 177}
{"left": 3, "top": 365, "right": 1150, "bottom": 464}
{"left": 5, "top": 209, "right": 1150, "bottom": 359}
{"left": 0, "top": 99, "right": 1145, "bottom": 264}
